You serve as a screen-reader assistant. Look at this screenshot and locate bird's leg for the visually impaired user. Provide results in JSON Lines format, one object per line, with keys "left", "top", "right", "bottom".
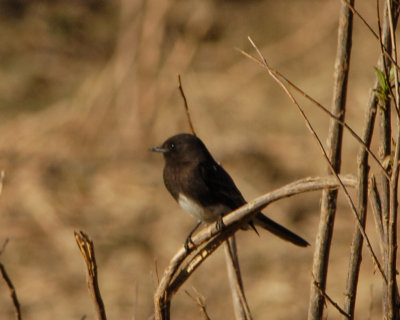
{"left": 184, "top": 221, "right": 202, "bottom": 252}
{"left": 216, "top": 214, "right": 225, "bottom": 231}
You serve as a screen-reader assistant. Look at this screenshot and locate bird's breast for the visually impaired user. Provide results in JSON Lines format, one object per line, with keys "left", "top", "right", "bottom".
{"left": 178, "top": 193, "right": 231, "bottom": 223}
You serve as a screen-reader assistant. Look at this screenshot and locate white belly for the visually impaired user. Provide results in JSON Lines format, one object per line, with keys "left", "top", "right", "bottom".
{"left": 177, "top": 193, "right": 231, "bottom": 223}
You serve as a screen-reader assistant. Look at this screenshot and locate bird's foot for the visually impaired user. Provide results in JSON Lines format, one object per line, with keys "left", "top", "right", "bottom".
{"left": 216, "top": 215, "right": 225, "bottom": 231}
{"left": 184, "top": 221, "right": 201, "bottom": 252}
{"left": 184, "top": 236, "right": 195, "bottom": 252}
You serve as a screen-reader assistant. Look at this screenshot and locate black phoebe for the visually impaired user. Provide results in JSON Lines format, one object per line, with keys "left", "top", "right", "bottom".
{"left": 151, "top": 133, "right": 309, "bottom": 248}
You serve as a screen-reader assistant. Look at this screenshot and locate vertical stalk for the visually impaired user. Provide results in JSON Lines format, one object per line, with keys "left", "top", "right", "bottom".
{"left": 308, "top": 1, "right": 354, "bottom": 319}
{"left": 224, "top": 236, "right": 252, "bottom": 320}
{"left": 343, "top": 81, "right": 377, "bottom": 319}
{"left": 386, "top": 2, "right": 400, "bottom": 318}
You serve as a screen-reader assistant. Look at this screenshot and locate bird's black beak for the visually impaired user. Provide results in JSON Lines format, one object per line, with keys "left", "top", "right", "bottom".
{"left": 149, "top": 146, "right": 168, "bottom": 153}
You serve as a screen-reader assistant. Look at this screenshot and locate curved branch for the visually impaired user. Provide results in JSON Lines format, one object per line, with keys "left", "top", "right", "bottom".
{"left": 154, "top": 175, "right": 357, "bottom": 320}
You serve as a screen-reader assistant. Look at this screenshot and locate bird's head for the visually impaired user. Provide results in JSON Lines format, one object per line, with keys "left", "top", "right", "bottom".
{"left": 150, "top": 133, "right": 212, "bottom": 164}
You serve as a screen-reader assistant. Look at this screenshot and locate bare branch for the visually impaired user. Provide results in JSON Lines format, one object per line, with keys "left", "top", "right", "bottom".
{"left": 0, "top": 263, "right": 22, "bottom": 320}
{"left": 311, "top": 273, "right": 350, "bottom": 319}
{"left": 385, "top": 1, "right": 400, "bottom": 318}
{"left": 311, "top": 2, "right": 354, "bottom": 318}
{"left": 75, "top": 231, "right": 107, "bottom": 320}
{"left": 224, "top": 237, "right": 252, "bottom": 320}
{"left": 178, "top": 75, "right": 196, "bottom": 136}
{"left": 185, "top": 289, "right": 211, "bottom": 320}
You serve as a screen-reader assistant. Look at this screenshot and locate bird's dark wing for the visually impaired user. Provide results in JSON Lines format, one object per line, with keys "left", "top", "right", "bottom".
{"left": 199, "top": 161, "right": 309, "bottom": 247}
{"left": 198, "top": 161, "right": 247, "bottom": 210}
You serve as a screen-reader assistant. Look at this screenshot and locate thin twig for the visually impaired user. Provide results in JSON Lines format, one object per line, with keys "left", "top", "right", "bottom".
{"left": 237, "top": 50, "right": 389, "bottom": 179}
{"left": 244, "top": 37, "right": 386, "bottom": 283}
{"left": 75, "top": 231, "right": 107, "bottom": 320}
{"left": 0, "top": 263, "right": 22, "bottom": 320}
{"left": 178, "top": 75, "right": 196, "bottom": 136}
{"left": 343, "top": 0, "right": 400, "bottom": 72}
{"left": 185, "top": 289, "right": 211, "bottom": 320}
{"left": 311, "top": 273, "right": 351, "bottom": 319}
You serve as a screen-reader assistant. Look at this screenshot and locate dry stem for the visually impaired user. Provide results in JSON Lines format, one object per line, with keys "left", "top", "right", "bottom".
{"left": 75, "top": 231, "right": 107, "bottom": 320}
{"left": 0, "top": 263, "right": 21, "bottom": 320}
{"left": 224, "top": 237, "right": 252, "bottom": 320}
{"left": 178, "top": 75, "right": 196, "bottom": 136}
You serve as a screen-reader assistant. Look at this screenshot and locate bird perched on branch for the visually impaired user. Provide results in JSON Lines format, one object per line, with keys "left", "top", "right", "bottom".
{"left": 151, "top": 133, "right": 309, "bottom": 249}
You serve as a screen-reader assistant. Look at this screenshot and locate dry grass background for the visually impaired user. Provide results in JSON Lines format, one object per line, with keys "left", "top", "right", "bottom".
{"left": 0, "top": 0, "right": 389, "bottom": 319}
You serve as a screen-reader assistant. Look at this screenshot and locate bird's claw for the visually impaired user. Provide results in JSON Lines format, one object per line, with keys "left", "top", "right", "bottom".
{"left": 216, "top": 215, "right": 225, "bottom": 231}
{"left": 184, "top": 235, "right": 195, "bottom": 252}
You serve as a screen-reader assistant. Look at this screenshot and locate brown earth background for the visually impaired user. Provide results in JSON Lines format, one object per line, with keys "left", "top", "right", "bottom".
{"left": 0, "top": 0, "right": 389, "bottom": 319}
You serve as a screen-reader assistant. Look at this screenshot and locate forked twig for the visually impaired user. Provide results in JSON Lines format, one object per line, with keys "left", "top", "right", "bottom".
{"left": 75, "top": 231, "right": 107, "bottom": 320}
{"left": 185, "top": 289, "right": 211, "bottom": 320}
{"left": 311, "top": 273, "right": 350, "bottom": 319}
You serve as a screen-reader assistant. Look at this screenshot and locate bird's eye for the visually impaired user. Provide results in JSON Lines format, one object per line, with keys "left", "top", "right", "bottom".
{"left": 169, "top": 143, "right": 175, "bottom": 151}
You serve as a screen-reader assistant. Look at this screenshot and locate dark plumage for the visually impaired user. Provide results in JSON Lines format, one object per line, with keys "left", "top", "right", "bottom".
{"left": 151, "top": 133, "right": 309, "bottom": 247}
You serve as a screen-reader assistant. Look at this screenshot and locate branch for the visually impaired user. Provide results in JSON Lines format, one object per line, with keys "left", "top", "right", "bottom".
{"left": 0, "top": 263, "right": 21, "bottom": 320}
{"left": 224, "top": 237, "right": 252, "bottom": 320}
{"left": 184, "top": 289, "right": 211, "bottom": 320}
{"left": 312, "top": 273, "right": 350, "bottom": 319}
{"left": 311, "top": 2, "right": 354, "bottom": 318}
{"left": 385, "top": 1, "right": 400, "bottom": 318}
{"left": 178, "top": 75, "right": 196, "bottom": 136}
{"left": 154, "top": 175, "right": 357, "bottom": 320}
{"left": 75, "top": 231, "right": 107, "bottom": 320}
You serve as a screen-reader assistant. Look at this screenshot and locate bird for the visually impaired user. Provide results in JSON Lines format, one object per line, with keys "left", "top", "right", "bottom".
{"left": 150, "top": 133, "right": 309, "bottom": 249}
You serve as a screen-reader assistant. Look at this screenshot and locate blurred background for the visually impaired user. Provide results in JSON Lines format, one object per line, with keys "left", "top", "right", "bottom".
{"left": 0, "top": 0, "right": 387, "bottom": 319}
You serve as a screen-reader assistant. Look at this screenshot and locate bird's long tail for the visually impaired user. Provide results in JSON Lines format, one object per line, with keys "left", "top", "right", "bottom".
{"left": 254, "top": 213, "right": 309, "bottom": 247}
